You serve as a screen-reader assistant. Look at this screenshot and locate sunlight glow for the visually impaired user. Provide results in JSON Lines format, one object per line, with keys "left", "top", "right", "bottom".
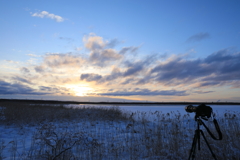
{"left": 73, "top": 86, "right": 94, "bottom": 96}
{"left": 65, "top": 84, "right": 94, "bottom": 96}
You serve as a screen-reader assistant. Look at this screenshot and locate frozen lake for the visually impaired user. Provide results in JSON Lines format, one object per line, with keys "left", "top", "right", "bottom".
{"left": 67, "top": 104, "right": 240, "bottom": 117}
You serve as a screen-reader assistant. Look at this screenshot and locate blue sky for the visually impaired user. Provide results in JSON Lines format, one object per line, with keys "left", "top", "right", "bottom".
{"left": 1, "top": 0, "right": 240, "bottom": 102}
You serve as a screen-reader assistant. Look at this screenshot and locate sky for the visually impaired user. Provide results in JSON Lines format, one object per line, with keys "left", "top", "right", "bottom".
{"left": 0, "top": 0, "right": 240, "bottom": 102}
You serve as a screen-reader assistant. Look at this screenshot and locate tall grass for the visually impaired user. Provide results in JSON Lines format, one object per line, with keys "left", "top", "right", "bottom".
{"left": 0, "top": 102, "right": 239, "bottom": 159}
{"left": 0, "top": 102, "right": 129, "bottom": 126}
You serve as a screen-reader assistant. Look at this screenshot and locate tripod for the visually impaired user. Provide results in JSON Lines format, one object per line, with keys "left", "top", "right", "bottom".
{"left": 188, "top": 118, "right": 217, "bottom": 160}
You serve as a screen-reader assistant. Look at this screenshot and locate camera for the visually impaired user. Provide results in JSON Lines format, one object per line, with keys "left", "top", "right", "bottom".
{"left": 185, "top": 104, "right": 212, "bottom": 119}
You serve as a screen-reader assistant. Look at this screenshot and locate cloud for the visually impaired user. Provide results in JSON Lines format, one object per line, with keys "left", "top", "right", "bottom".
{"left": 121, "top": 78, "right": 135, "bottom": 85}
{"left": 186, "top": 32, "right": 210, "bottom": 42}
{"left": 12, "top": 76, "right": 32, "bottom": 84}
{"left": 197, "top": 81, "right": 223, "bottom": 87}
{"left": 119, "top": 46, "right": 139, "bottom": 55}
{"left": 123, "top": 54, "right": 157, "bottom": 77}
{"left": 104, "top": 67, "right": 122, "bottom": 82}
{"left": 90, "top": 88, "right": 188, "bottom": 96}
{"left": 59, "top": 37, "right": 74, "bottom": 43}
{"left": 123, "top": 61, "right": 144, "bottom": 77}
{"left": 31, "top": 11, "right": 64, "bottom": 22}
{"left": 39, "top": 85, "right": 70, "bottom": 94}
{"left": 106, "top": 39, "right": 120, "bottom": 48}
{"left": 151, "top": 55, "right": 204, "bottom": 83}
{"left": 204, "top": 48, "right": 239, "bottom": 64}
{"left": 34, "top": 66, "right": 45, "bottom": 73}
{"left": 80, "top": 47, "right": 240, "bottom": 89}
{"left": 20, "top": 67, "right": 30, "bottom": 73}
{"left": 7, "top": 32, "right": 239, "bottom": 100}
{"left": 0, "top": 79, "right": 71, "bottom": 96}
{"left": 0, "top": 80, "right": 47, "bottom": 95}
{"left": 43, "top": 53, "right": 84, "bottom": 68}
{"left": 89, "top": 48, "right": 122, "bottom": 64}
{"left": 83, "top": 34, "right": 124, "bottom": 66}
{"left": 151, "top": 49, "right": 240, "bottom": 87}
{"left": 193, "top": 90, "right": 214, "bottom": 94}
{"left": 83, "top": 34, "right": 106, "bottom": 50}
{"left": 80, "top": 54, "right": 158, "bottom": 85}
{"left": 32, "top": 53, "right": 85, "bottom": 75}
{"left": 80, "top": 73, "right": 102, "bottom": 82}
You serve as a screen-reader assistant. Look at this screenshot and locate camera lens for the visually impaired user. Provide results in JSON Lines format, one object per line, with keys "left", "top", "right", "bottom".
{"left": 185, "top": 105, "right": 197, "bottom": 113}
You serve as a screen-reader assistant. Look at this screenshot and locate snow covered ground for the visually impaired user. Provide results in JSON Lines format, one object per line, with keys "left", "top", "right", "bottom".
{"left": 0, "top": 104, "right": 240, "bottom": 159}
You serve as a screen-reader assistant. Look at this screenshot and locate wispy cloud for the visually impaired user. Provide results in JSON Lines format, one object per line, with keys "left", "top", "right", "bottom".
{"left": 186, "top": 32, "right": 210, "bottom": 42}
{"left": 43, "top": 53, "right": 84, "bottom": 68}
{"left": 12, "top": 76, "right": 32, "bottom": 84}
{"left": 89, "top": 88, "right": 188, "bottom": 96}
{"left": 59, "top": 37, "right": 74, "bottom": 43}
{"left": 31, "top": 11, "right": 64, "bottom": 22}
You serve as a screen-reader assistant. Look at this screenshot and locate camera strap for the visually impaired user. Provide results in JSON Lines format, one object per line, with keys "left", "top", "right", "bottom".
{"left": 201, "top": 119, "right": 223, "bottom": 140}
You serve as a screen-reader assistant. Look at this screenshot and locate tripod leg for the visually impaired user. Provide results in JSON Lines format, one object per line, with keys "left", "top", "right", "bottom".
{"left": 198, "top": 129, "right": 201, "bottom": 150}
{"left": 200, "top": 130, "right": 217, "bottom": 160}
{"left": 188, "top": 130, "right": 199, "bottom": 160}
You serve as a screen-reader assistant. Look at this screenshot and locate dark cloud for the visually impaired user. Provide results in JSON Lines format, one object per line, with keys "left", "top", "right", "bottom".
{"left": 90, "top": 88, "right": 188, "bottom": 96}
{"left": 123, "top": 61, "right": 144, "bottom": 77}
{"left": 136, "top": 76, "right": 153, "bottom": 85}
{"left": 39, "top": 86, "right": 69, "bottom": 94}
{"left": 204, "top": 49, "right": 240, "bottom": 73}
{"left": 151, "top": 57, "right": 205, "bottom": 83}
{"left": 80, "top": 48, "right": 240, "bottom": 89}
{"left": 197, "top": 81, "right": 223, "bottom": 87}
{"left": 12, "top": 76, "right": 32, "bottom": 84}
{"left": 123, "top": 54, "right": 158, "bottom": 77}
{"left": 186, "top": 32, "right": 210, "bottom": 43}
{"left": 193, "top": 90, "right": 214, "bottom": 94}
{"left": 204, "top": 49, "right": 234, "bottom": 63}
{"left": 119, "top": 46, "right": 139, "bottom": 55}
{"left": 81, "top": 54, "right": 159, "bottom": 84}
{"left": 121, "top": 78, "right": 135, "bottom": 85}
{"left": 106, "top": 39, "right": 120, "bottom": 48}
{"left": 34, "top": 66, "right": 45, "bottom": 73}
{"left": 151, "top": 50, "right": 240, "bottom": 86}
{"left": 80, "top": 73, "right": 102, "bottom": 82}
{"left": 20, "top": 67, "right": 30, "bottom": 73}
{"left": 104, "top": 68, "right": 122, "bottom": 81}
{"left": 89, "top": 49, "right": 122, "bottom": 67}
{"left": 0, "top": 80, "right": 47, "bottom": 95}
{"left": 59, "top": 37, "right": 74, "bottom": 43}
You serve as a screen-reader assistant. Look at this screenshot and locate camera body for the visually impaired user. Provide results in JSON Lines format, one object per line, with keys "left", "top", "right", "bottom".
{"left": 185, "top": 104, "right": 212, "bottom": 119}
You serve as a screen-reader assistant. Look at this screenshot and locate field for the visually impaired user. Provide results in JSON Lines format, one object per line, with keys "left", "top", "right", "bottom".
{"left": 0, "top": 101, "right": 240, "bottom": 160}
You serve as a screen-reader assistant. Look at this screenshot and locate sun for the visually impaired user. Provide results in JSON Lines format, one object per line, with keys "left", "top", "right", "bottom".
{"left": 72, "top": 86, "right": 94, "bottom": 96}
